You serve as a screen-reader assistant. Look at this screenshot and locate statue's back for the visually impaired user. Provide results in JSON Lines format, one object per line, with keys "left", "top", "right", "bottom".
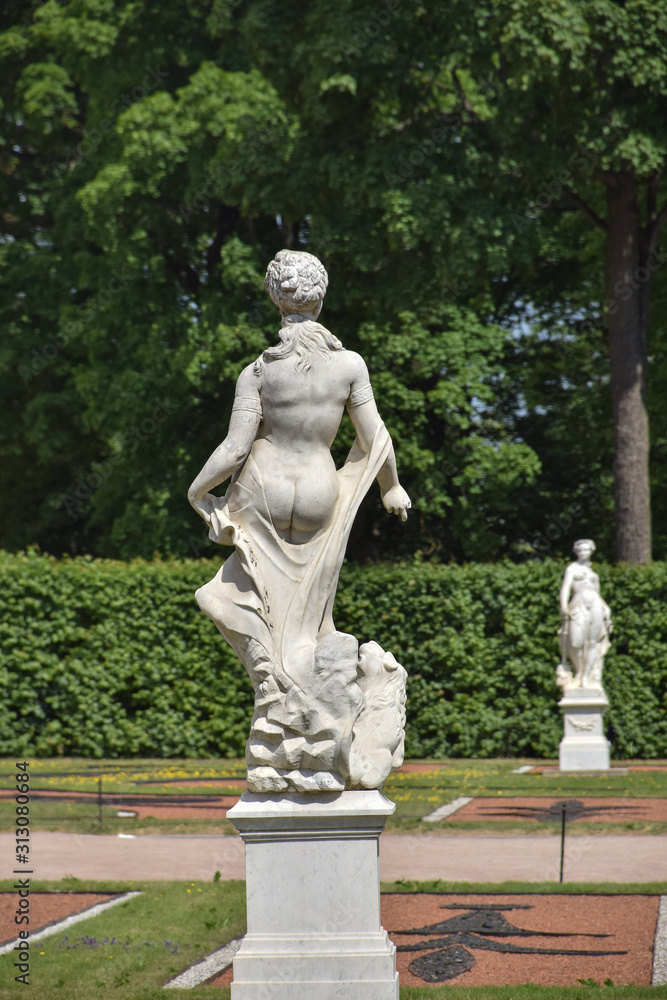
{"left": 257, "top": 347, "right": 360, "bottom": 451}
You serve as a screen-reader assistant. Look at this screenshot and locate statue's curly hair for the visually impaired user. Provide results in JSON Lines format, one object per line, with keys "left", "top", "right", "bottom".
{"left": 264, "top": 250, "right": 328, "bottom": 315}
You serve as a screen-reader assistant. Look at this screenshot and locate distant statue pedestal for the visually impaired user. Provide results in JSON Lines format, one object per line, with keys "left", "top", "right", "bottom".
{"left": 558, "top": 688, "right": 610, "bottom": 771}
{"left": 227, "top": 791, "right": 399, "bottom": 1000}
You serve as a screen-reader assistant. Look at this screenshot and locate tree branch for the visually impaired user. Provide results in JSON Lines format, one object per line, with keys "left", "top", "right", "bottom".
{"left": 206, "top": 204, "right": 240, "bottom": 276}
{"left": 164, "top": 254, "right": 200, "bottom": 295}
{"left": 646, "top": 168, "right": 660, "bottom": 225}
{"left": 644, "top": 169, "right": 667, "bottom": 253}
{"left": 561, "top": 185, "right": 607, "bottom": 231}
{"left": 647, "top": 201, "right": 667, "bottom": 255}
{"left": 386, "top": 115, "right": 418, "bottom": 135}
{"left": 451, "top": 69, "right": 481, "bottom": 124}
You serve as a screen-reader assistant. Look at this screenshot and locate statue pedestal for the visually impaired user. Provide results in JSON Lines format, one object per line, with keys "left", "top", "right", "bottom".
{"left": 227, "top": 790, "right": 399, "bottom": 1000}
{"left": 558, "top": 688, "right": 610, "bottom": 771}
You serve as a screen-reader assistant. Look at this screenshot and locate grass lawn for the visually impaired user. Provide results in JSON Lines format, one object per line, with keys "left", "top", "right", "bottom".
{"left": 1, "top": 879, "right": 666, "bottom": 998}
{"left": 1, "top": 757, "right": 666, "bottom": 836}
{"left": 0, "top": 877, "right": 245, "bottom": 998}
{"left": 383, "top": 759, "right": 667, "bottom": 834}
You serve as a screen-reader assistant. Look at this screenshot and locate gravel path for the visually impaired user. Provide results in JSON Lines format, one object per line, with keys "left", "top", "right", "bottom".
{"left": 1, "top": 832, "right": 665, "bottom": 883}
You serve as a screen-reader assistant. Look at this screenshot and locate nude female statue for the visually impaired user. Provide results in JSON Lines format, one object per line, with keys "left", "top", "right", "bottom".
{"left": 557, "top": 539, "right": 612, "bottom": 691}
{"left": 188, "top": 250, "right": 410, "bottom": 792}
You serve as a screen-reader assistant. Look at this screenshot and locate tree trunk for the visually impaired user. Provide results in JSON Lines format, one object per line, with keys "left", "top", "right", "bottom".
{"left": 604, "top": 170, "right": 652, "bottom": 563}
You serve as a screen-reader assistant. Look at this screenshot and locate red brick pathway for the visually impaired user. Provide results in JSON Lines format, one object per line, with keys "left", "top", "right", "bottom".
{"left": 0, "top": 893, "right": 116, "bottom": 945}
{"left": 453, "top": 796, "right": 667, "bottom": 824}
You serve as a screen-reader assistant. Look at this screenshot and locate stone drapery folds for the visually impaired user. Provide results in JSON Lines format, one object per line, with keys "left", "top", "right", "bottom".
{"left": 195, "top": 424, "right": 407, "bottom": 792}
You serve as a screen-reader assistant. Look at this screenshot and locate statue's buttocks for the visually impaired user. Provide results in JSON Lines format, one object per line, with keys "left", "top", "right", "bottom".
{"left": 247, "top": 438, "right": 340, "bottom": 540}
{"left": 248, "top": 349, "right": 365, "bottom": 541}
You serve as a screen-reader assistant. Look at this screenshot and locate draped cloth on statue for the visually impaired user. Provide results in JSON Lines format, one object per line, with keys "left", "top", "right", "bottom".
{"left": 557, "top": 588, "right": 611, "bottom": 690}
{"left": 195, "top": 423, "right": 393, "bottom": 791}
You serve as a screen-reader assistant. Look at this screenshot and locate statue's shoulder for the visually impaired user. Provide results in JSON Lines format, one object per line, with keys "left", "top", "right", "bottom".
{"left": 341, "top": 348, "right": 366, "bottom": 366}
{"left": 336, "top": 349, "right": 369, "bottom": 381}
{"left": 235, "top": 361, "right": 263, "bottom": 394}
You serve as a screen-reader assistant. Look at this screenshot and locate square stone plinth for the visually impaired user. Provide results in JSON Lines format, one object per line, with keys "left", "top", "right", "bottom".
{"left": 227, "top": 790, "right": 399, "bottom": 1000}
{"left": 558, "top": 688, "right": 610, "bottom": 771}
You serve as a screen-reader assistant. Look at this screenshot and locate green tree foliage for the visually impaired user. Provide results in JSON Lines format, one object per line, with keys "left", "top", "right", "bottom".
{"left": 245, "top": 0, "right": 667, "bottom": 561}
{"left": 1, "top": 1, "right": 666, "bottom": 562}
{"left": 2, "top": 552, "right": 666, "bottom": 759}
{"left": 449, "top": 0, "right": 667, "bottom": 562}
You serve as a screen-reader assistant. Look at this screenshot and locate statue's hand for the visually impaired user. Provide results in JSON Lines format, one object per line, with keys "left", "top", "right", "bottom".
{"left": 191, "top": 493, "right": 216, "bottom": 526}
{"left": 382, "top": 484, "right": 411, "bottom": 522}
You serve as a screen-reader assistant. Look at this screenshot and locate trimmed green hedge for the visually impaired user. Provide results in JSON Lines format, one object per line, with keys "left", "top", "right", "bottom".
{"left": 2, "top": 552, "right": 666, "bottom": 758}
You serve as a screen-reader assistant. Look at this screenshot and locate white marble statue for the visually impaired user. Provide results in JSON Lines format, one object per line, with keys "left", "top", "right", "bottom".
{"left": 188, "top": 249, "right": 410, "bottom": 793}
{"left": 556, "top": 539, "right": 612, "bottom": 692}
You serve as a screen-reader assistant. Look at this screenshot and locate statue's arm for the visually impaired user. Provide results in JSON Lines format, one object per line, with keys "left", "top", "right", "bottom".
{"left": 187, "top": 364, "right": 261, "bottom": 520}
{"left": 346, "top": 353, "right": 411, "bottom": 522}
{"left": 591, "top": 573, "right": 612, "bottom": 625}
{"left": 559, "top": 565, "right": 574, "bottom": 618}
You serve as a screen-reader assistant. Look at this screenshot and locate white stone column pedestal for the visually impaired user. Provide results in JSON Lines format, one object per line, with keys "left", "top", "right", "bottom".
{"left": 226, "top": 790, "right": 399, "bottom": 1000}
{"left": 558, "top": 688, "right": 610, "bottom": 771}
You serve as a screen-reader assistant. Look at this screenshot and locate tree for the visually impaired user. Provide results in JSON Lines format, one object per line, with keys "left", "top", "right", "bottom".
{"left": 243, "top": 0, "right": 667, "bottom": 562}
{"left": 445, "top": 0, "right": 667, "bottom": 562}
{"left": 2, "top": 0, "right": 666, "bottom": 564}
{"left": 0, "top": 0, "right": 544, "bottom": 562}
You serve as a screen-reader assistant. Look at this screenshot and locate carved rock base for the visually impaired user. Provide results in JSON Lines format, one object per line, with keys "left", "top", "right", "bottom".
{"left": 558, "top": 688, "right": 610, "bottom": 771}
{"left": 226, "top": 790, "right": 399, "bottom": 1000}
